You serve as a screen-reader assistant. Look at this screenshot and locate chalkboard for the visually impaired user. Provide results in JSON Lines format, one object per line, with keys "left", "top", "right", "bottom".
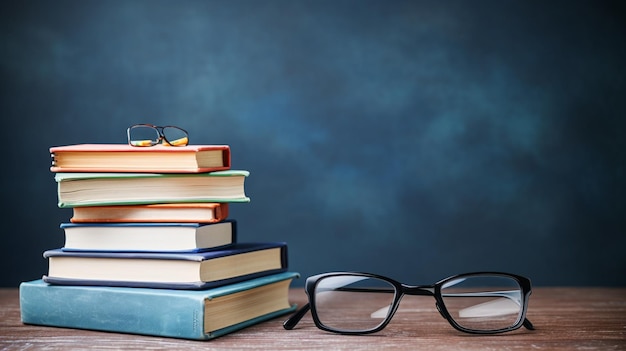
{"left": 1, "top": 0, "right": 624, "bottom": 287}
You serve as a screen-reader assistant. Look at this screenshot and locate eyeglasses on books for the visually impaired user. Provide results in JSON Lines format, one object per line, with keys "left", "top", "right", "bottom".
{"left": 127, "top": 124, "right": 189, "bottom": 147}
{"left": 283, "top": 271, "right": 535, "bottom": 335}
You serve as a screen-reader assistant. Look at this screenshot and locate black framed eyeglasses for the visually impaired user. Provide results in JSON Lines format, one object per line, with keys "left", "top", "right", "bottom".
{"left": 127, "top": 124, "right": 189, "bottom": 147}
{"left": 284, "top": 271, "right": 534, "bottom": 335}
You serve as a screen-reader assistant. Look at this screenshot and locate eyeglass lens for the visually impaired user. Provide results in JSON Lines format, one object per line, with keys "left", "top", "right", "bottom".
{"left": 440, "top": 275, "right": 523, "bottom": 332}
{"left": 128, "top": 125, "right": 188, "bottom": 146}
{"left": 313, "top": 275, "right": 396, "bottom": 333}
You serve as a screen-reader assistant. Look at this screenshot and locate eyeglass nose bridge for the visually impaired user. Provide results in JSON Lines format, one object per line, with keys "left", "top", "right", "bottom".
{"left": 401, "top": 285, "right": 435, "bottom": 296}
{"left": 398, "top": 285, "right": 452, "bottom": 322}
{"left": 150, "top": 125, "right": 174, "bottom": 143}
{"left": 153, "top": 129, "right": 166, "bottom": 142}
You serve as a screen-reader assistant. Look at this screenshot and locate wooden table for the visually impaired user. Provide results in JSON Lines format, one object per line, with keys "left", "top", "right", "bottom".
{"left": 1, "top": 287, "right": 625, "bottom": 350}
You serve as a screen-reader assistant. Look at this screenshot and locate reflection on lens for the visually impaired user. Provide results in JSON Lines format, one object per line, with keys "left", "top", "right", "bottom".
{"left": 440, "top": 275, "right": 523, "bottom": 332}
{"left": 128, "top": 125, "right": 160, "bottom": 146}
{"left": 162, "top": 126, "right": 188, "bottom": 146}
{"left": 313, "top": 275, "right": 396, "bottom": 333}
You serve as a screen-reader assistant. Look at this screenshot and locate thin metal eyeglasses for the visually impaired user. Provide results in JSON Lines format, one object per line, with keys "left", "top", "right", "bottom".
{"left": 283, "top": 271, "right": 535, "bottom": 335}
{"left": 127, "top": 124, "right": 189, "bottom": 147}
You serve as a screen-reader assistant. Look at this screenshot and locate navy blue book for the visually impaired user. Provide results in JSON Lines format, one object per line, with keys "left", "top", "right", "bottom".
{"left": 42, "top": 242, "right": 288, "bottom": 289}
{"left": 60, "top": 220, "right": 236, "bottom": 252}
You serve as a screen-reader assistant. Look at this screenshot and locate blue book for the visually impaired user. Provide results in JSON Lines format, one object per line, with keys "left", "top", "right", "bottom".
{"left": 20, "top": 272, "right": 300, "bottom": 340}
{"left": 60, "top": 220, "right": 237, "bottom": 252}
{"left": 43, "top": 242, "right": 288, "bottom": 289}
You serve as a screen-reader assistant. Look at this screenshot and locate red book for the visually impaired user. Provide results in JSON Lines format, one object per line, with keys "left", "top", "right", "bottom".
{"left": 50, "top": 144, "right": 231, "bottom": 173}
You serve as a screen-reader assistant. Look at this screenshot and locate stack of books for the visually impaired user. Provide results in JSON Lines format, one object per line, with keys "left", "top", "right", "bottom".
{"left": 20, "top": 144, "right": 299, "bottom": 340}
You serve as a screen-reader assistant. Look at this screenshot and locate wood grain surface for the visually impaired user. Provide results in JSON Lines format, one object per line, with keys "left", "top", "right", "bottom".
{"left": 1, "top": 287, "right": 624, "bottom": 350}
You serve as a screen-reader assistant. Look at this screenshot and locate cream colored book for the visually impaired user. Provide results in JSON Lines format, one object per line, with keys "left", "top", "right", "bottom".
{"left": 60, "top": 220, "right": 236, "bottom": 252}
{"left": 43, "top": 242, "right": 288, "bottom": 289}
{"left": 55, "top": 171, "right": 250, "bottom": 208}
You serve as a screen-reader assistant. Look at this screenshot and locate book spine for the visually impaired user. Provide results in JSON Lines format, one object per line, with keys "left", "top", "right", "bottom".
{"left": 19, "top": 282, "right": 209, "bottom": 340}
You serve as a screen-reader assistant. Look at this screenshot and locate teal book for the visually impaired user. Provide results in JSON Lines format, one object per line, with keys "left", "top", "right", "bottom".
{"left": 55, "top": 170, "right": 250, "bottom": 208}
{"left": 20, "top": 272, "right": 300, "bottom": 340}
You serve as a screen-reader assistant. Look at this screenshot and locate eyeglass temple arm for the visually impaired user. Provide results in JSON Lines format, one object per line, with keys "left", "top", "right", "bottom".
{"left": 283, "top": 302, "right": 311, "bottom": 330}
{"left": 523, "top": 318, "right": 535, "bottom": 330}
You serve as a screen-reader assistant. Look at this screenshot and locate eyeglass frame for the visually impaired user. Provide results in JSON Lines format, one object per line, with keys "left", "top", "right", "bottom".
{"left": 283, "top": 271, "right": 535, "bottom": 335}
{"left": 126, "top": 124, "right": 189, "bottom": 147}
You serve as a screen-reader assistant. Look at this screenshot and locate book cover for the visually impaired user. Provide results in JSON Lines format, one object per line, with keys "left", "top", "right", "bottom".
{"left": 70, "top": 203, "right": 229, "bottom": 223}
{"left": 55, "top": 170, "right": 250, "bottom": 208}
{"left": 60, "top": 220, "right": 237, "bottom": 252}
{"left": 43, "top": 242, "right": 288, "bottom": 289}
{"left": 21, "top": 272, "right": 300, "bottom": 340}
{"left": 50, "top": 143, "right": 231, "bottom": 173}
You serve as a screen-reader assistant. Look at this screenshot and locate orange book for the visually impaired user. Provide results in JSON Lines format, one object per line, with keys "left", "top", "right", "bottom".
{"left": 50, "top": 144, "right": 231, "bottom": 173}
{"left": 70, "top": 203, "right": 229, "bottom": 223}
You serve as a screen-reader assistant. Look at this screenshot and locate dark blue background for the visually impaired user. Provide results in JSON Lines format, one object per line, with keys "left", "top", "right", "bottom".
{"left": 1, "top": 0, "right": 624, "bottom": 287}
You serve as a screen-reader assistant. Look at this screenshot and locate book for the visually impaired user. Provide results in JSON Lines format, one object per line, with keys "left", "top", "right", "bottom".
{"left": 60, "top": 220, "right": 236, "bottom": 252}
{"left": 70, "top": 203, "right": 229, "bottom": 223}
{"left": 55, "top": 170, "right": 250, "bottom": 208}
{"left": 49, "top": 144, "right": 231, "bottom": 173}
{"left": 20, "top": 272, "right": 299, "bottom": 340}
{"left": 42, "top": 242, "right": 288, "bottom": 289}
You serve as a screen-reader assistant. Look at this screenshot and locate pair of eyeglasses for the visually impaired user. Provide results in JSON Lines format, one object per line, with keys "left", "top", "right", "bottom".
{"left": 127, "top": 124, "right": 189, "bottom": 147}
{"left": 284, "top": 271, "right": 534, "bottom": 335}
